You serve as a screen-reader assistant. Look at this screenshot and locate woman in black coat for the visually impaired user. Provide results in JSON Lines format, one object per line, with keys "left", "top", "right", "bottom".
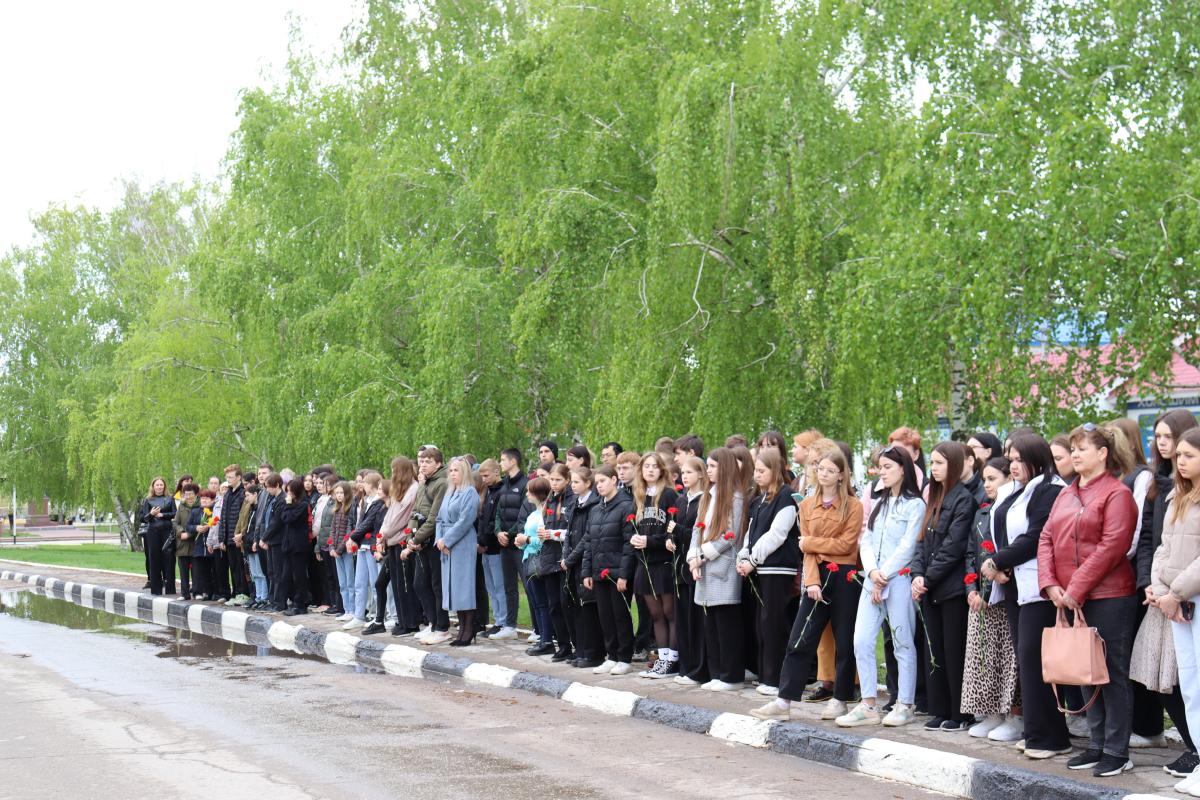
{"left": 562, "top": 467, "right": 602, "bottom": 668}
{"left": 271, "top": 477, "right": 313, "bottom": 616}
{"left": 911, "top": 442, "right": 979, "bottom": 731}
{"left": 138, "top": 476, "right": 177, "bottom": 596}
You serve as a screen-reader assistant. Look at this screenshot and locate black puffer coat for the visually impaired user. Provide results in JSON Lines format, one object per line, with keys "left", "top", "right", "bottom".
{"left": 582, "top": 491, "right": 635, "bottom": 581}
{"left": 563, "top": 491, "right": 599, "bottom": 603}
{"left": 911, "top": 482, "right": 978, "bottom": 603}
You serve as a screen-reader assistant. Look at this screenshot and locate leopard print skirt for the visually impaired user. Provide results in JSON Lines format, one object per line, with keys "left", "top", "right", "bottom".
{"left": 960, "top": 603, "right": 1021, "bottom": 716}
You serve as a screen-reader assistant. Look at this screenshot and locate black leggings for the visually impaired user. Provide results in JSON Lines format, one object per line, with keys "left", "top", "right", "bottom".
{"left": 641, "top": 592, "right": 677, "bottom": 652}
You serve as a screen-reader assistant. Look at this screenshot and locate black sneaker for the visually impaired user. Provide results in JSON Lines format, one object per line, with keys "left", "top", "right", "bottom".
{"left": 1166, "top": 751, "right": 1200, "bottom": 777}
{"left": 923, "top": 716, "right": 947, "bottom": 731}
{"left": 940, "top": 719, "right": 969, "bottom": 732}
{"left": 526, "top": 643, "right": 556, "bottom": 657}
{"left": 1092, "top": 754, "right": 1133, "bottom": 777}
{"left": 1067, "top": 749, "right": 1103, "bottom": 770}
{"left": 803, "top": 685, "right": 834, "bottom": 703}
{"left": 481, "top": 625, "right": 501, "bottom": 638}
{"left": 362, "top": 621, "right": 386, "bottom": 635}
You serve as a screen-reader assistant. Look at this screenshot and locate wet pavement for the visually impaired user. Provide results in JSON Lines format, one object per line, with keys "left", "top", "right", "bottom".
{"left": 0, "top": 579, "right": 944, "bottom": 800}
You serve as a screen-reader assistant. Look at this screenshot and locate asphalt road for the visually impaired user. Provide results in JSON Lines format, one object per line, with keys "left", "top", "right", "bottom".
{"left": 0, "top": 590, "right": 945, "bottom": 800}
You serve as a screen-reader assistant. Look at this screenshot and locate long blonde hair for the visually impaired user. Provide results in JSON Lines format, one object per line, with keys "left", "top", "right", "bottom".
{"left": 1171, "top": 429, "right": 1200, "bottom": 525}
{"left": 704, "top": 447, "right": 745, "bottom": 544}
{"left": 634, "top": 451, "right": 671, "bottom": 516}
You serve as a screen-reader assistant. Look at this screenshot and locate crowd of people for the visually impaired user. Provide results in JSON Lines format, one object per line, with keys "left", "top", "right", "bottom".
{"left": 132, "top": 411, "right": 1200, "bottom": 790}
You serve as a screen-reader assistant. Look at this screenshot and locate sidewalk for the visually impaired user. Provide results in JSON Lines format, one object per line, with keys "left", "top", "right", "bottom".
{"left": 0, "top": 559, "right": 1183, "bottom": 800}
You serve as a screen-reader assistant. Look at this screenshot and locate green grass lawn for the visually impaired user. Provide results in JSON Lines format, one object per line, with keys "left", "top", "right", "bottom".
{"left": 0, "top": 543, "right": 146, "bottom": 572}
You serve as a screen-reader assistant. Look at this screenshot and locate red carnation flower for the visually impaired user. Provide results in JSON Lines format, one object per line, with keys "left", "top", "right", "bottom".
{"left": 846, "top": 569, "right": 858, "bottom": 583}
{"left": 546, "top": 509, "right": 554, "bottom": 516}
{"left": 626, "top": 514, "right": 636, "bottom": 522}
{"left": 825, "top": 562, "right": 840, "bottom": 572}
{"left": 675, "top": 484, "right": 683, "bottom": 492}
{"left": 723, "top": 531, "right": 735, "bottom": 541}
{"left": 964, "top": 572, "right": 979, "bottom": 585}
{"left": 667, "top": 507, "right": 678, "bottom": 515}
{"left": 326, "top": 538, "right": 333, "bottom": 546}
{"left": 696, "top": 522, "right": 706, "bottom": 530}
{"left": 898, "top": 567, "right": 911, "bottom": 576}
{"left": 981, "top": 540, "right": 996, "bottom": 553}
{"left": 600, "top": 568, "right": 611, "bottom": 579}
{"left": 403, "top": 527, "right": 412, "bottom": 535}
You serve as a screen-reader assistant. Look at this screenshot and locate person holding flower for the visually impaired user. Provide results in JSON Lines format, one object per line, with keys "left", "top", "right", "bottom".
{"left": 910, "top": 442, "right": 979, "bottom": 732}
{"left": 581, "top": 464, "right": 637, "bottom": 675}
{"left": 672, "top": 456, "right": 711, "bottom": 686}
{"left": 961, "top": 456, "right": 1023, "bottom": 741}
{"left": 737, "top": 448, "right": 800, "bottom": 696}
{"left": 687, "top": 447, "right": 747, "bottom": 691}
{"left": 751, "top": 449, "right": 862, "bottom": 721}
{"left": 630, "top": 452, "right": 679, "bottom": 678}
{"left": 836, "top": 445, "right": 925, "bottom": 727}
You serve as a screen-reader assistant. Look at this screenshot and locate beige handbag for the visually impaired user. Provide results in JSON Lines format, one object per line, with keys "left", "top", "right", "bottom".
{"left": 1042, "top": 607, "right": 1109, "bottom": 714}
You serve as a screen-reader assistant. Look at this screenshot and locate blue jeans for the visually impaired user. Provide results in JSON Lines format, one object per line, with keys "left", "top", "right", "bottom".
{"left": 353, "top": 549, "right": 380, "bottom": 621}
{"left": 246, "top": 551, "right": 268, "bottom": 601}
{"left": 854, "top": 574, "right": 917, "bottom": 705}
{"left": 335, "top": 551, "right": 356, "bottom": 614}
{"left": 482, "top": 554, "right": 507, "bottom": 626}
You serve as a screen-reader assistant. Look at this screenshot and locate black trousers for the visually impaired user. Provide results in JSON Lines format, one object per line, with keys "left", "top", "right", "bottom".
{"left": 564, "top": 569, "right": 604, "bottom": 660}
{"left": 388, "top": 548, "right": 420, "bottom": 630}
{"left": 475, "top": 555, "right": 490, "bottom": 630}
{"left": 779, "top": 563, "right": 860, "bottom": 702}
{"left": 675, "top": 580, "right": 709, "bottom": 683}
{"left": 923, "top": 594, "right": 970, "bottom": 722}
{"left": 1073, "top": 595, "right": 1137, "bottom": 758}
{"left": 319, "top": 553, "right": 342, "bottom": 613}
{"left": 703, "top": 603, "right": 744, "bottom": 684}
{"left": 279, "top": 550, "right": 309, "bottom": 608}
{"left": 374, "top": 558, "right": 392, "bottom": 624}
{"left": 499, "top": 546, "right": 522, "bottom": 629}
{"left": 177, "top": 556, "right": 194, "bottom": 599}
{"left": 634, "top": 593, "right": 653, "bottom": 650}
{"left": 416, "top": 546, "right": 450, "bottom": 631}
{"left": 1006, "top": 593, "right": 1070, "bottom": 751}
{"left": 594, "top": 580, "right": 634, "bottom": 663}
{"left": 741, "top": 577, "right": 760, "bottom": 675}
{"left": 1163, "top": 686, "right": 1196, "bottom": 751}
{"left": 212, "top": 547, "right": 232, "bottom": 599}
{"left": 227, "top": 545, "right": 248, "bottom": 597}
{"left": 145, "top": 529, "right": 175, "bottom": 595}
{"left": 754, "top": 574, "right": 795, "bottom": 689}
{"left": 307, "top": 551, "right": 324, "bottom": 606}
{"left": 191, "top": 555, "right": 213, "bottom": 597}
{"left": 540, "top": 571, "right": 572, "bottom": 653}
{"left": 266, "top": 546, "right": 283, "bottom": 607}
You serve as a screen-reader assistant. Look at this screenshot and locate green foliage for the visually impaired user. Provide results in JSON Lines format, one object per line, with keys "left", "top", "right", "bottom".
{"left": 2, "top": 0, "right": 1199, "bottom": 508}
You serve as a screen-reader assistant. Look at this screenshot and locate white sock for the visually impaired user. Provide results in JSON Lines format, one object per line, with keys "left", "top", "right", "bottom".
{"left": 664, "top": 648, "right": 677, "bottom": 661}
{"left": 774, "top": 698, "right": 790, "bottom": 710}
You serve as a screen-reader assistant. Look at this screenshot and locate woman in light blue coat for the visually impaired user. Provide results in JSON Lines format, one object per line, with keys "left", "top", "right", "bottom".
{"left": 836, "top": 445, "right": 926, "bottom": 729}
{"left": 437, "top": 457, "right": 481, "bottom": 646}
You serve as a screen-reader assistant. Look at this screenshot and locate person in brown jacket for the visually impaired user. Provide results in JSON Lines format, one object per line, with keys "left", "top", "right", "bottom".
{"left": 751, "top": 450, "right": 863, "bottom": 721}
{"left": 1038, "top": 423, "right": 1138, "bottom": 778}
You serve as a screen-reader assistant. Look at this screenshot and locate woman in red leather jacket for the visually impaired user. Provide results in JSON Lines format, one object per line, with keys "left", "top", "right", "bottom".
{"left": 1038, "top": 423, "right": 1138, "bottom": 779}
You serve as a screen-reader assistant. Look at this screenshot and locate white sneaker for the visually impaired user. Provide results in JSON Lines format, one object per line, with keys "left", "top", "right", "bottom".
{"left": 609, "top": 662, "right": 632, "bottom": 676}
{"left": 673, "top": 675, "right": 700, "bottom": 686}
{"left": 821, "top": 698, "right": 848, "bottom": 720}
{"left": 988, "top": 715, "right": 1024, "bottom": 742}
{"left": 970, "top": 715, "right": 1004, "bottom": 738}
{"left": 336, "top": 613, "right": 354, "bottom": 621}
{"left": 1176, "top": 772, "right": 1200, "bottom": 797}
{"left": 1066, "top": 713, "right": 1090, "bottom": 739}
{"left": 593, "top": 659, "right": 616, "bottom": 674}
{"left": 756, "top": 684, "right": 779, "bottom": 697}
{"left": 749, "top": 701, "right": 791, "bottom": 721}
{"left": 489, "top": 626, "right": 518, "bottom": 640}
{"left": 744, "top": 670, "right": 759, "bottom": 683}
{"left": 423, "top": 630, "right": 453, "bottom": 645}
{"left": 836, "top": 702, "right": 881, "bottom": 727}
{"left": 702, "top": 679, "right": 742, "bottom": 692}
{"left": 1129, "top": 732, "right": 1168, "bottom": 749}
{"left": 341, "top": 618, "right": 365, "bottom": 630}
{"left": 882, "top": 703, "right": 915, "bottom": 727}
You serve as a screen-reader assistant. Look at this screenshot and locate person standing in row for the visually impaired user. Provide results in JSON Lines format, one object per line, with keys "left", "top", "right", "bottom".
{"left": 837, "top": 445, "right": 924, "bottom": 728}
{"left": 272, "top": 477, "right": 312, "bottom": 616}
{"left": 412, "top": 450, "right": 451, "bottom": 643}
{"left": 752, "top": 449, "right": 862, "bottom": 721}
{"left": 689, "top": 447, "right": 747, "bottom": 691}
{"left": 583, "top": 465, "right": 636, "bottom": 675}
{"left": 138, "top": 476, "right": 177, "bottom": 596}
{"left": 737, "top": 449, "right": 799, "bottom": 696}
{"left": 631, "top": 452, "right": 679, "bottom": 678}
{"left": 672, "top": 456, "right": 710, "bottom": 686}
{"left": 561, "top": 466, "right": 603, "bottom": 668}
{"left": 438, "top": 456, "right": 481, "bottom": 647}
{"left": 173, "top": 483, "right": 200, "bottom": 600}
{"left": 493, "top": 449, "right": 529, "bottom": 640}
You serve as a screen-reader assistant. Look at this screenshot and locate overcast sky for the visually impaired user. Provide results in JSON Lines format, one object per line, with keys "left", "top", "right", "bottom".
{"left": 0, "top": 1, "right": 359, "bottom": 254}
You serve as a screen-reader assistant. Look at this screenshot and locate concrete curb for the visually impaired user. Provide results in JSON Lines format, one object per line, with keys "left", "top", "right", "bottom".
{"left": 0, "top": 568, "right": 1171, "bottom": 800}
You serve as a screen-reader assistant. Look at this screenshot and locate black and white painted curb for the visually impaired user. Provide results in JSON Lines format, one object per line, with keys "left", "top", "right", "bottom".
{"left": 0, "top": 568, "right": 1172, "bottom": 800}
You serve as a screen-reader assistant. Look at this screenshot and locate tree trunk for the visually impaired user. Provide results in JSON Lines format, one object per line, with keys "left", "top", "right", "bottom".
{"left": 107, "top": 483, "right": 142, "bottom": 552}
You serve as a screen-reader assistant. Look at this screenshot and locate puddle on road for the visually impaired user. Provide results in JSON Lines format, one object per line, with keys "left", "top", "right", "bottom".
{"left": 0, "top": 588, "right": 339, "bottom": 670}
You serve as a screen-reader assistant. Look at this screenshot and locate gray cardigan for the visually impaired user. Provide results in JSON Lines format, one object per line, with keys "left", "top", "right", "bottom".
{"left": 688, "top": 491, "right": 745, "bottom": 607}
